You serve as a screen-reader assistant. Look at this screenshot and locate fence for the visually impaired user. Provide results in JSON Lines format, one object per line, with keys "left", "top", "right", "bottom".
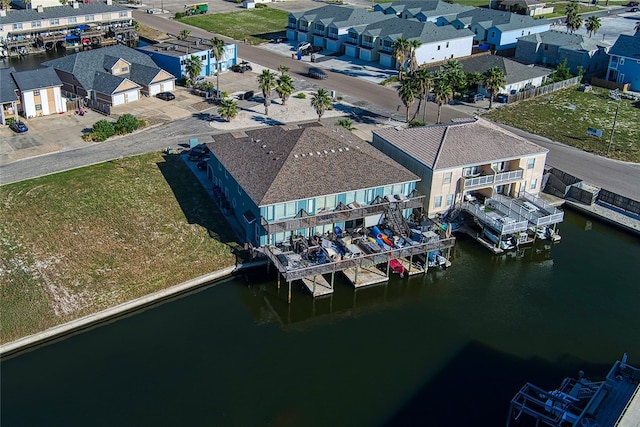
{"left": 505, "top": 76, "right": 580, "bottom": 104}
{"left": 590, "top": 77, "right": 629, "bottom": 92}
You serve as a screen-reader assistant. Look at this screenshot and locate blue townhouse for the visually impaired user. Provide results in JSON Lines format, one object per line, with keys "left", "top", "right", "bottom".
{"left": 137, "top": 36, "right": 237, "bottom": 80}
{"left": 605, "top": 32, "right": 640, "bottom": 92}
{"left": 204, "top": 123, "right": 422, "bottom": 247}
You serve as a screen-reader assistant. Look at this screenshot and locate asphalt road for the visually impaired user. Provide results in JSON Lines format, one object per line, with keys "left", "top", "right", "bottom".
{"left": 1, "top": 7, "right": 639, "bottom": 202}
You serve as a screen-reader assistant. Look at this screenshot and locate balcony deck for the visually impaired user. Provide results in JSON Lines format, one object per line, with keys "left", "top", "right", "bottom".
{"left": 463, "top": 202, "right": 529, "bottom": 235}
{"left": 261, "top": 195, "right": 424, "bottom": 234}
{"left": 491, "top": 194, "right": 564, "bottom": 228}
{"left": 463, "top": 169, "right": 524, "bottom": 190}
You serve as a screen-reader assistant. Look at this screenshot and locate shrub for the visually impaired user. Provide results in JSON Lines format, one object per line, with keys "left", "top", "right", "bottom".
{"left": 295, "top": 92, "right": 306, "bottom": 99}
{"left": 409, "top": 120, "right": 427, "bottom": 127}
{"left": 255, "top": 2, "right": 267, "bottom": 7}
{"left": 115, "top": 113, "right": 139, "bottom": 135}
{"left": 6, "top": 118, "right": 17, "bottom": 126}
{"left": 174, "top": 11, "right": 185, "bottom": 19}
{"left": 92, "top": 119, "right": 116, "bottom": 142}
{"left": 380, "top": 76, "right": 398, "bottom": 86}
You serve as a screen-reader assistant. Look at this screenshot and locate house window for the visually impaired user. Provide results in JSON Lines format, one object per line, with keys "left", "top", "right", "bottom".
{"left": 69, "top": 17, "right": 77, "bottom": 23}
{"left": 121, "top": 66, "right": 129, "bottom": 73}
{"left": 34, "top": 90, "right": 40, "bottom": 96}
{"left": 446, "top": 194, "right": 454, "bottom": 206}
{"left": 86, "top": 15, "right": 94, "bottom": 21}
{"left": 620, "top": 58, "right": 625, "bottom": 65}
{"left": 13, "top": 23, "right": 23, "bottom": 30}
{"left": 119, "top": 11, "right": 128, "bottom": 17}
{"left": 32, "top": 21, "right": 42, "bottom": 28}
{"left": 446, "top": 41, "right": 449, "bottom": 48}
{"left": 201, "top": 55, "right": 206, "bottom": 60}
{"left": 527, "top": 158, "right": 535, "bottom": 169}
{"left": 50, "top": 19, "right": 60, "bottom": 25}
{"left": 491, "top": 31, "right": 495, "bottom": 38}
{"left": 544, "top": 44, "right": 548, "bottom": 50}
{"left": 35, "top": 104, "right": 42, "bottom": 110}
{"left": 443, "top": 172, "right": 452, "bottom": 184}
{"left": 530, "top": 179, "right": 537, "bottom": 190}
{"left": 434, "top": 196, "right": 442, "bottom": 208}
{"left": 437, "top": 45, "right": 441, "bottom": 50}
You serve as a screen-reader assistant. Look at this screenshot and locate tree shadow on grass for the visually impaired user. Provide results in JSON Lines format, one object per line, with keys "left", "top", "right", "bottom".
{"left": 156, "top": 154, "right": 247, "bottom": 263}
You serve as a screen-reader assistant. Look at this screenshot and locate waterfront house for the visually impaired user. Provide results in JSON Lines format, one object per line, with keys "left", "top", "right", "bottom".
{"left": 370, "top": 118, "right": 548, "bottom": 217}
{"left": 374, "top": 0, "right": 474, "bottom": 24}
{"left": 440, "top": 8, "right": 550, "bottom": 51}
{"left": 0, "top": 2, "right": 133, "bottom": 51}
{"left": 515, "top": 30, "right": 611, "bottom": 78}
{"left": 0, "top": 67, "right": 20, "bottom": 125}
{"left": 137, "top": 36, "right": 238, "bottom": 80}
{"left": 427, "top": 53, "right": 552, "bottom": 96}
{"left": 604, "top": 32, "right": 640, "bottom": 92}
{"left": 10, "top": 67, "right": 66, "bottom": 118}
{"left": 43, "top": 45, "right": 175, "bottom": 105}
{"left": 204, "top": 123, "right": 420, "bottom": 246}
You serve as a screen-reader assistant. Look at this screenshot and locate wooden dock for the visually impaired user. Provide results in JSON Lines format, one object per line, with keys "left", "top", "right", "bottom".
{"left": 300, "top": 275, "right": 333, "bottom": 297}
{"left": 397, "top": 258, "right": 425, "bottom": 276}
{"left": 341, "top": 265, "right": 388, "bottom": 288}
{"left": 460, "top": 225, "right": 504, "bottom": 254}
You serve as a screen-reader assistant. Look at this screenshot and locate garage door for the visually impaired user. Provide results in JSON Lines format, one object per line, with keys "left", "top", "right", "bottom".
{"left": 125, "top": 90, "right": 139, "bottom": 103}
{"left": 149, "top": 84, "right": 161, "bottom": 96}
{"left": 161, "top": 81, "right": 175, "bottom": 92}
{"left": 113, "top": 93, "right": 125, "bottom": 105}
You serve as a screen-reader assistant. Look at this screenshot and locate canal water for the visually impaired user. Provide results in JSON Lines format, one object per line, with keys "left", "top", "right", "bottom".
{"left": 2, "top": 209, "right": 639, "bottom": 427}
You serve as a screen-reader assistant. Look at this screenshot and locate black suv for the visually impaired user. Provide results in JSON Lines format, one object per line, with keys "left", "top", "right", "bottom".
{"left": 302, "top": 45, "right": 323, "bottom": 55}
{"left": 231, "top": 61, "right": 252, "bottom": 73}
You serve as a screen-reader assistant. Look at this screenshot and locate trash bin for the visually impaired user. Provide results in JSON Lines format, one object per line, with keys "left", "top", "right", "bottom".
{"left": 297, "top": 52, "right": 302, "bottom": 60}
{"left": 310, "top": 54, "right": 316, "bottom": 63}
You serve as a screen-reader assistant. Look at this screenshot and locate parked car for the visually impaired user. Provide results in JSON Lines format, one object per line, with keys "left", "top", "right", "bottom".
{"left": 188, "top": 144, "right": 210, "bottom": 161}
{"left": 469, "top": 93, "right": 484, "bottom": 103}
{"left": 156, "top": 92, "right": 175, "bottom": 101}
{"left": 626, "top": 1, "right": 638, "bottom": 6}
{"left": 9, "top": 121, "right": 28, "bottom": 133}
{"left": 296, "top": 42, "right": 311, "bottom": 52}
{"left": 308, "top": 67, "right": 328, "bottom": 80}
{"left": 231, "top": 61, "right": 252, "bottom": 73}
{"left": 302, "top": 45, "right": 323, "bottom": 55}
{"left": 631, "top": 7, "right": 639, "bottom": 11}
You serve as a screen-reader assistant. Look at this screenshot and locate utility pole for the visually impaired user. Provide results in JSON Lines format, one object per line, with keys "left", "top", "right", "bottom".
{"left": 607, "top": 89, "right": 621, "bottom": 157}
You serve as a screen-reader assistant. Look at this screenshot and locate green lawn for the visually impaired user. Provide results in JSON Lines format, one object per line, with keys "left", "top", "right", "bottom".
{"left": 483, "top": 87, "right": 640, "bottom": 163}
{"left": 0, "top": 153, "right": 240, "bottom": 343}
{"left": 178, "top": 8, "right": 289, "bottom": 44}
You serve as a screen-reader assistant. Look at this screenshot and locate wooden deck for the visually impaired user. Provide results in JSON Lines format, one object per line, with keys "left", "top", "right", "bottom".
{"left": 397, "top": 258, "right": 425, "bottom": 276}
{"left": 300, "top": 275, "right": 333, "bottom": 298}
{"left": 341, "top": 266, "right": 388, "bottom": 288}
{"left": 460, "top": 225, "right": 504, "bottom": 254}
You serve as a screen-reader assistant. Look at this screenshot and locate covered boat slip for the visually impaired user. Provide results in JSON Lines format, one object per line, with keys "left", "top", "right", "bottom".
{"left": 507, "top": 356, "right": 640, "bottom": 427}
{"left": 260, "top": 235, "right": 455, "bottom": 302}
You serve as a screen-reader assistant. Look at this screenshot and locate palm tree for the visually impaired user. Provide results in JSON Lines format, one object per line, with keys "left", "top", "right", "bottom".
{"left": 441, "top": 59, "right": 466, "bottom": 100}
{"left": 397, "top": 77, "right": 419, "bottom": 123}
{"left": 218, "top": 99, "right": 238, "bottom": 122}
{"left": 277, "top": 65, "right": 290, "bottom": 75}
{"left": 336, "top": 118, "right": 356, "bottom": 130}
{"left": 585, "top": 15, "right": 601, "bottom": 38}
{"left": 407, "top": 39, "right": 422, "bottom": 75}
{"left": 392, "top": 37, "right": 410, "bottom": 80}
{"left": 184, "top": 55, "right": 203, "bottom": 86}
{"left": 483, "top": 66, "right": 506, "bottom": 109}
{"left": 209, "top": 37, "right": 225, "bottom": 98}
{"left": 310, "top": 88, "right": 332, "bottom": 121}
{"left": 433, "top": 78, "right": 453, "bottom": 124}
{"left": 178, "top": 29, "right": 191, "bottom": 40}
{"left": 257, "top": 69, "right": 277, "bottom": 115}
{"left": 566, "top": 14, "right": 582, "bottom": 34}
{"left": 415, "top": 68, "right": 434, "bottom": 123}
{"left": 276, "top": 74, "right": 295, "bottom": 106}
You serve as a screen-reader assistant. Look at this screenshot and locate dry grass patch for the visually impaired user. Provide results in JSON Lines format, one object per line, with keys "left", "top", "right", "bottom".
{"left": 0, "top": 153, "right": 240, "bottom": 343}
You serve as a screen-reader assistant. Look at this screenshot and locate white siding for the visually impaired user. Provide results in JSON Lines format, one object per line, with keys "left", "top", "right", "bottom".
{"left": 113, "top": 93, "right": 125, "bottom": 105}
{"left": 415, "top": 35, "right": 473, "bottom": 65}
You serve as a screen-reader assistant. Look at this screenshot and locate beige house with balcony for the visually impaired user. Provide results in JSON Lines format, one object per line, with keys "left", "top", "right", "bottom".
{"left": 371, "top": 118, "right": 548, "bottom": 217}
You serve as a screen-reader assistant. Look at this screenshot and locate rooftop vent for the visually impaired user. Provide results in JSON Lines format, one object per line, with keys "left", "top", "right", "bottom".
{"left": 261, "top": 144, "right": 266, "bottom": 149}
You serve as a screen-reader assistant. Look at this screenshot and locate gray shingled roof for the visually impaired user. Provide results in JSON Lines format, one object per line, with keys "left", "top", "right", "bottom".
{"left": 0, "top": 67, "right": 19, "bottom": 103}
{"left": 517, "top": 29, "right": 610, "bottom": 52}
{"left": 386, "top": 0, "right": 473, "bottom": 17}
{"left": 43, "top": 45, "right": 162, "bottom": 94}
{"left": 292, "top": 5, "right": 389, "bottom": 28}
{"left": 11, "top": 67, "right": 62, "bottom": 91}
{"left": 207, "top": 123, "right": 419, "bottom": 206}
{"left": 452, "top": 8, "right": 546, "bottom": 30}
{"left": 609, "top": 34, "right": 640, "bottom": 60}
{"left": 0, "top": 3, "right": 129, "bottom": 25}
{"left": 428, "top": 54, "right": 551, "bottom": 84}
{"left": 373, "top": 118, "right": 547, "bottom": 170}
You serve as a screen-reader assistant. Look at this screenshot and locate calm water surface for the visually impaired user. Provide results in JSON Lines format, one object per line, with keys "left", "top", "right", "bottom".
{"left": 2, "top": 210, "right": 639, "bottom": 426}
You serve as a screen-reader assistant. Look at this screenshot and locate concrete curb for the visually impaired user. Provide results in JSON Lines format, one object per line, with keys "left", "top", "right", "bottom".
{"left": 0, "top": 259, "right": 267, "bottom": 360}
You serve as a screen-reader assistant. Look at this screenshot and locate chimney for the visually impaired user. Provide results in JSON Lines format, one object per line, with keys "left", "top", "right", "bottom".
{"left": 72, "top": 1, "right": 79, "bottom": 8}
{"left": 106, "top": 0, "right": 112, "bottom": 4}
{"left": 37, "top": 5, "right": 44, "bottom": 12}
{"left": 0, "top": 9, "right": 5, "bottom": 17}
